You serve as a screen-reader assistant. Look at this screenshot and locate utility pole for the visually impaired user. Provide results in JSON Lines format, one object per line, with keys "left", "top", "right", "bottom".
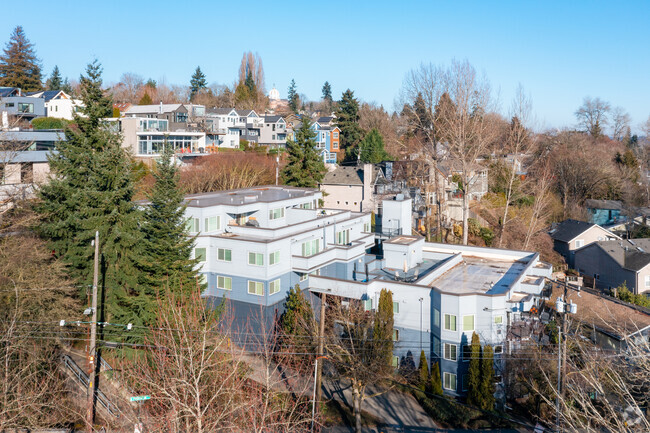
{"left": 315, "top": 293, "right": 326, "bottom": 402}
{"left": 554, "top": 281, "right": 577, "bottom": 433}
{"left": 86, "top": 231, "right": 99, "bottom": 432}
{"left": 275, "top": 155, "right": 280, "bottom": 185}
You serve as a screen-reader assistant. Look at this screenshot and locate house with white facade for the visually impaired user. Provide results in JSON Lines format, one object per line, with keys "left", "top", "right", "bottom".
{"left": 117, "top": 117, "right": 206, "bottom": 157}
{"left": 26, "top": 90, "right": 83, "bottom": 120}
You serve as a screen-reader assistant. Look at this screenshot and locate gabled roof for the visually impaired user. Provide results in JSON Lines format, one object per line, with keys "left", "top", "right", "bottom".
{"left": 549, "top": 219, "right": 617, "bottom": 243}
{"left": 26, "top": 90, "right": 67, "bottom": 101}
{"left": 320, "top": 165, "right": 388, "bottom": 186}
{"left": 207, "top": 108, "right": 238, "bottom": 116}
{"left": 235, "top": 109, "right": 258, "bottom": 118}
{"left": 125, "top": 104, "right": 184, "bottom": 115}
{"left": 0, "top": 87, "right": 21, "bottom": 97}
{"left": 317, "top": 116, "right": 334, "bottom": 124}
{"left": 264, "top": 115, "right": 284, "bottom": 123}
{"left": 585, "top": 199, "right": 622, "bottom": 210}
{"left": 588, "top": 239, "right": 650, "bottom": 272}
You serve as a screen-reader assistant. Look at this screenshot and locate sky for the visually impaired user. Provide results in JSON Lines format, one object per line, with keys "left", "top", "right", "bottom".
{"left": 2, "top": 0, "right": 649, "bottom": 133}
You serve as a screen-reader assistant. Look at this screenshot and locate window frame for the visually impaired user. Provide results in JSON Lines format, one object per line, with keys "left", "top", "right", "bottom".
{"left": 444, "top": 314, "right": 457, "bottom": 331}
{"left": 494, "top": 315, "right": 504, "bottom": 324}
{"left": 217, "top": 276, "right": 232, "bottom": 290}
{"left": 247, "top": 280, "right": 264, "bottom": 296}
{"left": 269, "top": 279, "right": 281, "bottom": 295}
{"left": 217, "top": 248, "right": 232, "bottom": 262}
{"left": 194, "top": 247, "right": 206, "bottom": 262}
{"left": 248, "top": 252, "right": 264, "bottom": 266}
{"left": 204, "top": 215, "right": 220, "bottom": 232}
{"left": 269, "top": 250, "right": 280, "bottom": 266}
{"left": 443, "top": 343, "right": 458, "bottom": 361}
{"left": 393, "top": 301, "right": 399, "bottom": 314}
{"left": 443, "top": 372, "right": 457, "bottom": 391}
{"left": 269, "top": 207, "right": 285, "bottom": 220}
{"left": 462, "top": 315, "right": 475, "bottom": 332}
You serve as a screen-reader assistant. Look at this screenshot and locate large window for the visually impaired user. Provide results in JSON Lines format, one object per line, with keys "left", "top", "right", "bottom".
{"left": 247, "top": 281, "right": 264, "bottom": 296}
{"left": 218, "top": 248, "right": 232, "bottom": 262}
{"left": 443, "top": 372, "right": 457, "bottom": 391}
{"left": 18, "top": 103, "right": 34, "bottom": 113}
{"left": 494, "top": 315, "right": 504, "bottom": 324}
{"left": 269, "top": 279, "right": 281, "bottom": 295}
{"left": 217, "top": 276, "right": 232, "bottom": 290}
{"left": 205, "top": 216, "right": 221, "bottom": 232}
{"left": 269, "top": 250, "right": 280, "bottom": 266}
{"left": 269, "top": 207, "right": 285, "bottom": 220}
{"left": 444, "top": 314, "right": 457, "bottom": 331}
{"left": 462, "top": 315, "right": 475, "bottom": 332}
{"left": 443, "top": 343, "right": 457, "bottom": 361}
{"left": 186, "top": 218, "right": 199, "bottom": 233}
{"left": 336, "top": 229, "right": 350, "bottom": 245}
{"left": 433, "top": 336, "right": 441, "bottom": 355}
{"left": 301, "top": 239, "right": 320, "bottom": 257}
{"left": 248, "top": 252, "right": 264, "bottom": 266}
{"left": 194, "top": 248, "right": 206, "bottom": 262}
{"left": 364, "top": 298, "right": 373, "bottom": 311}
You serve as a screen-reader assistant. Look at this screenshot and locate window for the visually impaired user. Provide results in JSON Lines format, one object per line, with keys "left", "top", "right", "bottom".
{"left": 269, "top": 207, "right": 285, "bottom": 220}
{"left": 443, "top": 372, "right": 457, "bottom": 391}
{"left": 462, "top": 374, "right": 469, "bottom": 391}
{"left": 218, "top": 248, "right": 232, "bottom": 262}
{"left": 434, "top": 308, "right": 440, "bottom": 327}
{"left": 392, "top": 329, "right": 399, "bottom": 341}
{"left": 269, "top": 250, "right": 280, "bottom": 266}
{"left": 494, "top": 345, "right": 503, "bottom": 354}
{"left": 433, "top": 336, "right": 441, "bottom": 355}
{"left": 364, "top": 298, "right": 372, "bottom": 311}
{"left": 217, "top": 276, "right": 232, "bottom": 290}
{"left": 17, "top": 103, "right": 34, "bottom": 113}
{"left": 462, "top": 315, "right": 475, "bottom": 332}
{"left": 336, "top": 229, "right": 350, "bottom": 245}
{"left": 205, "top": 216, "right": 220, "bottom": 232}
{"left": 333, "top": 142, "right": 338, "bottom": 149}
{"left": 194, "top": 248, "right": 206, "bottom": 262}
{"left": 248, "top": 252, "right": 264, "bottom": 266}
{"left": 443, "top": 343, "right": 457, "bottom": 361}
{"left": 393, "top": 302, "right": 399, "bottom": 314}
{"left": 186, "top": 217, "right": 200, "bottom": 233}
{"left": 494, "top": 315, "right": 504, "bottom": 324}
{"left": 269, "top": 279, "right": 281, "bottom": 295}
{"left": 575, "top": 239, "right": 584, "bottom": 248}
{"left": 301, "top": 239, "right": 320, "bottom": 257}
{"left": 392, "top": 356, "right": 399, "bottom": 367}
{"left": 248, "top": 281, "right": 264, "bottom": 296}
{"left": 5, "top": 103, "right": 14, "bottom": 107}
{"left": 299, "top": 272, "right": 308, "bottom": 282}
{"left": 333, "top": 132, "right": 339, "bottom": 138}
{"left": 444, "top": 314, "right": 457, "bottom": 331}
{"left": 364, "top": 222, "right": 371, "bottom": 232}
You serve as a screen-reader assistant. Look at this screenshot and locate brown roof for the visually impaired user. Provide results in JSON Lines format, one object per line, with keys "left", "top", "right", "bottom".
{"left": 550, "top": 285, "right": 650, "bottom": 338}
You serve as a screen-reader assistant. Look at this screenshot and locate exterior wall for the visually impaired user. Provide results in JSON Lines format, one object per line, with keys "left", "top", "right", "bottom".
{"left": 588, "top": 208, "right": 623, "bottom": 226}
{"left": 320, "top": 184, "right": 364, "bottom": 212}
{"left": 259, "top": 119, "right": 288, "bottom": 147}
{"left": 1, "top": 96, "right": 45, "bottom": 119}
{"left": 382, "top": 198, "right": 412, "bottom": 235}
{"left": 555, "top": 225, "right": 619, "bottom": 268}
{"left": 46, "top": 98, "right": 82, "bottom": 120}
{"left": 574, "top": 243, "right": 638, "bottom": 291}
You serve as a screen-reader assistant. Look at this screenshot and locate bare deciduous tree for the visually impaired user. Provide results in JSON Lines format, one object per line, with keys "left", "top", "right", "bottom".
{"left": 575, "top": 96, "right": 610, "bottom": 138}
{"left": 611, "top": 106, "right": 631, "bottom": 142}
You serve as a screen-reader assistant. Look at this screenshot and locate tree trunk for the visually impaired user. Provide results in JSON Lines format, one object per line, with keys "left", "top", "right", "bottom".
{"left": 462, "top": 177, "right": 469, "bottom": 245}
{"left": 499, "top": 158, "right": 518, "bottom": 248}
{"left": 352, "top": 384, "right": 362, "bottom": 433}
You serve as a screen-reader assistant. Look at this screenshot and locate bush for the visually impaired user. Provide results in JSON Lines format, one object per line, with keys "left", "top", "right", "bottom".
{"left": 31, "top": 117, "right": 69, "bottom": 130}
{"left": 479, "top": 227, "right": 495, "bottom": 246}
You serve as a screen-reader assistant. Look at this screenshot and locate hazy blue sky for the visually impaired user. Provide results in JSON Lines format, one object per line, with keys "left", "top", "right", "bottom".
{"left": 2, "top": 1, "right": 648, "bottom": 132}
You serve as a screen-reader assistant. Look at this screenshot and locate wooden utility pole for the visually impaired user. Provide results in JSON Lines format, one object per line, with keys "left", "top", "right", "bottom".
{"left": 86, "top": 231, "right": 99, "bottom": 432}
{"left": 315, "top": 293, "right": 326, "bottom": 402}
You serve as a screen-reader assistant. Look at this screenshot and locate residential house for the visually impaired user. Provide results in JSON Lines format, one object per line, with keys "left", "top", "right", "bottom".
{"left": 112, "top": 103, "right": 132, "bottom": 116}
{"left": 312, "top": 121, "right": 340, "bottom": 164}
{"left": 25, "top": 90, "right": 83, "bottom": 120}
{"left": 319, "top": 163, "right": 388, "bottom": 213}
{"left": 118, "top": 117, "right": 206, "bottom": 157}
{"left": 204, "top": 108, "right": 242, "bottom": 149}
{"left": 585, "top": 199, "right": 624, "bottom": 227}
{"left": 0, "top": 87, "right": 45, "bottom": 121}
{"left": 259, "top": 115, "right": 289, "bottom": 148}
{"left": 124, "top": 103, "right": 191, "bottom": 131}
{"left": 549, "top": 219, "right": 620, "bottom": 268}
{"left": 0, "top": 129, "right": 65, "bottom": 151}
{"left": 574, "top": 238, "right": 650, "bottom": 295}
{"left": 186, "top": 186, "right": 373, "bottom": 326}
{"left": 0, "top": 150, "right": 52, "bottom": 205}
{"left": 549, "top": 283, "right": 650, "bottom": 351}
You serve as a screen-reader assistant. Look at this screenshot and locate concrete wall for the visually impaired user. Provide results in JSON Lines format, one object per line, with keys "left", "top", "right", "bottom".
{"left": 382, "top": 198, "right": 412, "bottom": 235}
{"left": 320, "top": 184, "right": 364, "bottom": 212}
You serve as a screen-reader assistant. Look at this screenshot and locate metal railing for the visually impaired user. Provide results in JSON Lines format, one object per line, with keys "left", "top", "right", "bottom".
{"left": 63, "top": 355, "right": 120, "bottom": 418}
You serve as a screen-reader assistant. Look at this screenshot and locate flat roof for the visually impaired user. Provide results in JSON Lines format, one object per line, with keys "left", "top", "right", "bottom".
{"left": 385, "top": 235, "right": 423, "bottom": 246}
{"left": 370, "top": 258, "right": 445, "bottom": 282}
{"left": 184, "top": 186, "right": 320, "bottom": 208}
{"left": 431, "top": 256, "right": 528, "bottom": 295}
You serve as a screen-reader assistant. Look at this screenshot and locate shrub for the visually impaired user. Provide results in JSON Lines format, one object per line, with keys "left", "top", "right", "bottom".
{"left": 31, "top": 117, "right": 69, "bottom": 130}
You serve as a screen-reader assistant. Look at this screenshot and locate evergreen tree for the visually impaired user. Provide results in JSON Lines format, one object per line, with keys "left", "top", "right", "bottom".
{"left": 280, "top": 284, "right": 314, "bottom": 337}
{"left": 189, "top": 66, "right": 207, "bottom": 101}
{"left": 374, "top": 288, "right": 394, "bottom": 367}
{"left": 480, "top": 345, "right": 495, "bottom": 410}
{"left": 359, "top": 128, "right": 390, "bottom": 163}
{"left": 61, "top": 77, "right": 73, "bottom": 96}
{"left": 466, "top": 332, "right": 483, "bottom": 407}
{"left": 335, "top": 89, "right": 364, "bottom": 161}
{"left": 418, "top": 350, "right": 429, "bottom": 392}
{"left": 430, "top": 361, "right": 443, "bottom": 395}
{"left": 245, "top": 69, "right": 257, "bottom": 94}
{"left": 322, "top": 81, "right": 332, "bottom": 111}
{"left": 138, "top": 92, "right": 153, "bottom": 105}
{"left": 145, "top": 78, "right": 157, "bottom": 88}
{"left": 281, "top": 118, "right": 326, "bottom": 188}
{"left": 37, "top": 60, "right": 145, "bottom": 327}
{"left": 288, "top": 79, "right": 298, "bottom": 113}
{"left": 0, "top": 26, "right": 42, "bottom": 91}
{"left": 46, "top": 65, "right": 62, "bottom": 90}
{"left": 139, "top": 144, "right": 200, "bottom": 314}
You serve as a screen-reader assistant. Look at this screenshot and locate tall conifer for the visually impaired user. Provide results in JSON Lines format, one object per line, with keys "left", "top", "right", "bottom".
{"left": 0, "top": 26, "right": 42, "bottom": 91}
{"left": 466, "top": 332, "right": 483, "bottom": 407}
{"left": 335, "top": 89, "right": 364, "bottom": 161}
{"left": 281, "top": 118, "right": 325, "bottom": 188}
{"left": 430, "top": 361, "right": 443, "bottom": 395}
{"left": 374, "top": 289, "right": 394, "bottom": 367}
{"left": 46, "top": 65, "right": 62, "bottom": 90}
{"left": 480, "top": 345, "right": 495, "bottom": 410}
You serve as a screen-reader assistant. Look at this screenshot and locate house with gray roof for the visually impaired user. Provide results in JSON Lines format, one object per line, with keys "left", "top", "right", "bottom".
{"left": 574, "top": 238, "right": 650, "bottom": 294}
{"left": 549, "top": 219, "right": 620, "bottom": 268}
{"left": 319, "top": 163, "right": 388, "bottom": 213}
{"left": 124, "top": 103, "right": 190, "bottom": 131}
{"left": 585, "top": 199, "right": 624, "bottom": 227}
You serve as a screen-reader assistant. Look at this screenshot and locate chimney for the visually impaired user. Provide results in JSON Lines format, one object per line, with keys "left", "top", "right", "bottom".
{"left": 159, "top": 101, "right": 163, "bottom": 114}
{"left": 362, "top": 163, "right": 373, "bottom": 211}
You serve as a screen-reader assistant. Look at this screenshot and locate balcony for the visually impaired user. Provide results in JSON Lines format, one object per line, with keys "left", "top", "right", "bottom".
{"left": 292, "top": 234, "right": 375, "bottom": 272}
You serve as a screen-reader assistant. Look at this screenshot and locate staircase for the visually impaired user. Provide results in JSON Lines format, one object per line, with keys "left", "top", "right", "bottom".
{"left": 62, "top": 354, "right": 120, "bottom": 418}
